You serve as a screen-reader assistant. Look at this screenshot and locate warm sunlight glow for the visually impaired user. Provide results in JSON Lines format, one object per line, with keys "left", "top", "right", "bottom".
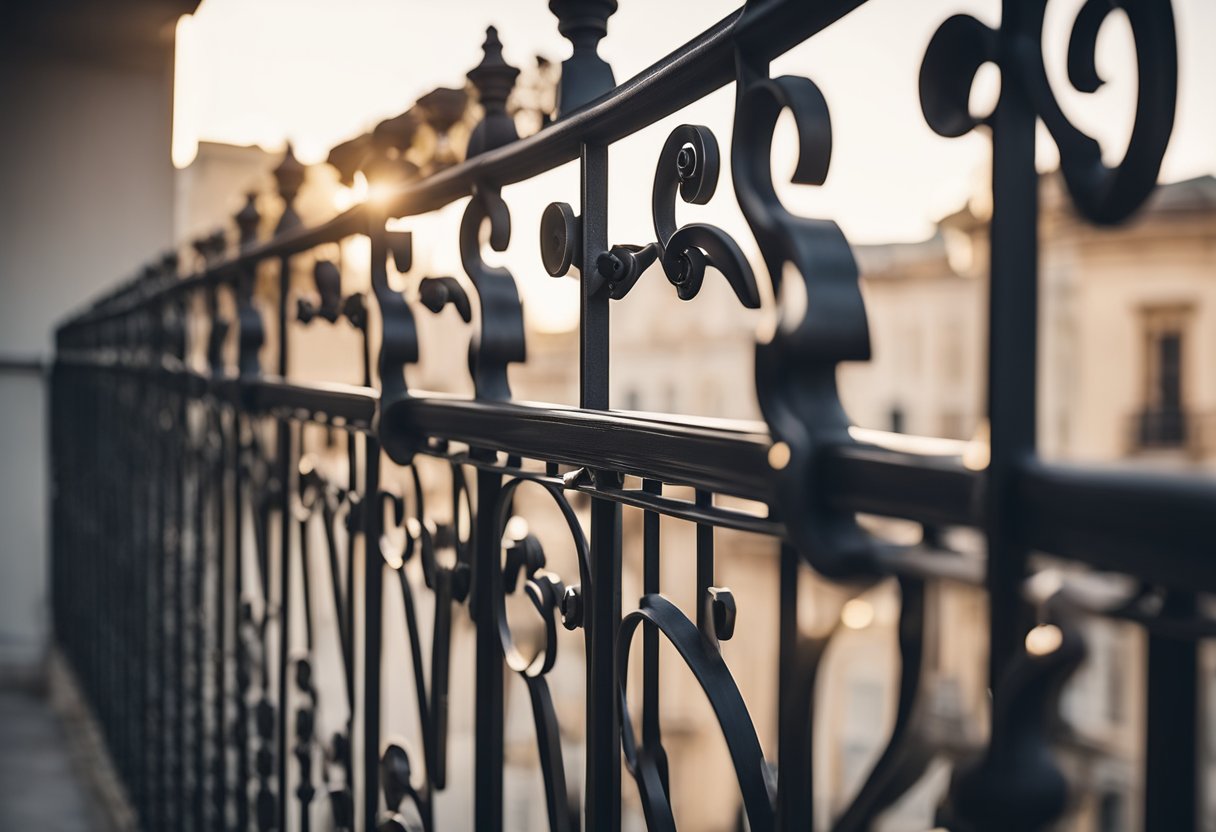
{"left": 171, "top": 14, "right": 199, "bottom": 169}
{"left": 505, "top": 515, "right": 530, "bottom": 541}
{"left": 1025, "top": 624, "right": 1064, "bottom": 657}
{"left": 840, "top": 598, "right": 875, "bottom": 630}
{"left": 962, "top": 420, "right": 991, "bottom": 472}
{"left": 334, "top": 171, "right": 369, "bottom": 212}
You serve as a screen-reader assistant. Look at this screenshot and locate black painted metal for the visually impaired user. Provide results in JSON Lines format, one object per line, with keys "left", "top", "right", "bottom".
{"left": 49, "top": 1, "right": 1206, "bottom": 831}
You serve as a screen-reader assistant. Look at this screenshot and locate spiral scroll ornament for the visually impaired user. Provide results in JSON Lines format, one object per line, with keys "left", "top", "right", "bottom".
{"left": 920, "top": 0, "right": 1177, "bottom": 225}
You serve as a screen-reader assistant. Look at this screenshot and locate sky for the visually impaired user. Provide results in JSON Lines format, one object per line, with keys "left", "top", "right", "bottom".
{"left": 172, "top": 0, "right": 1216, "bottom": 330}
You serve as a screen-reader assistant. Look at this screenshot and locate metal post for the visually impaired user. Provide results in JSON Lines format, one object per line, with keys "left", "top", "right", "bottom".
{"left": 473, "top": 467, "right": 505, "bottom": 831}
{"left": 580, "top": 140, "right": 621, "bottom": 832}
{"left": 1145, "top": 593, "right": 1198, "bottom": 830}
{"left": 985, "top": 0, "right": 1039, "bottom": 689}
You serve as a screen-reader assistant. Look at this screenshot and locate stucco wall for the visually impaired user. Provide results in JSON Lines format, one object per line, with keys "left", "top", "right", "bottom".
{"left": 0, "top": 48, "right": 176, "bottom": 672}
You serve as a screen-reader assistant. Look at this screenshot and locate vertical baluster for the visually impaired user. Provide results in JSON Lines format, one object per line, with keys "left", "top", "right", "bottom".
{"left": 984, "top": 0, "right": 1038, "bottom": 693}
{"left": 361, "top": 203, "right": 393, "bottom": 832}
{"left": 165, "top": 252, "right": 190, "bottom": 831}
{"left": 274, "top": 143, "right": 305, "bottom": 832}
{"left": 191, "top": 263, "right": 212, "bottom": 832}
{"left": 363, "top": 435, "right": 384, "bottom": 832}
{"left": 235, "top": 191, "right": 264, "bottom": 831}
{"left": 197, "top": 231, "right": 232, "bottom": 831}
{"left": 640, "top": 479, "right": 667, "bottom": 796}
{"left": 579, "top": 137, "right": 620, "bottom": 832}
{"left": 1145, "top": 592, "right": 1198, "bottom": 829}
{"left": 694, "top": 490, "right": 713, "bottom": 640}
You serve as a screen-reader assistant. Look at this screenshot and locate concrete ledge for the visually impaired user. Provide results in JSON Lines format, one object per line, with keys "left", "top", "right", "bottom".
{"left": 47, "top": 649, "right": 137, "bottom": 832}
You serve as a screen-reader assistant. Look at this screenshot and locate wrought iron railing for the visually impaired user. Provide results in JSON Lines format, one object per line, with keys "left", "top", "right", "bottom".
{"left": 1130, "top": 407, "right": 1216, "bottom": 458}
{"left": 51, "top": 1, "right": 1208, "bottom": 830}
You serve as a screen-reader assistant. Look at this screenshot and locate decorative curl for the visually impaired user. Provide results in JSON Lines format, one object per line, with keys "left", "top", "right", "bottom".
{"left": 490, "top": 477, "right": 589, "bottom": 832}
{"left": 920, "top": 0, "right": 1177, "bottom": 224}
{"left": 732, "top": 72, "right": 876, "bottom": 579}
{"left": 459, "top": 184, "right": 527, "bottom": 400}
{"left": 618, "top": 594, "right": 774, "bottom": 831}
{"left": 598, "top": 125, "right": 759, "bottom": 308}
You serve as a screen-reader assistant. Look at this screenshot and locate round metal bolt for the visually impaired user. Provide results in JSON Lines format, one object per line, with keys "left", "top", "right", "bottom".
{"left": 676, "top": 144, "right": 697, "bottom": 180}
{"left": 560, "top": 584, "right": 583, "bottom": 630}
{"left": 596, "top": 250, "right": 625, "bottom": 282}
{"left": 670, "top": 255, "right": 692, "bottom": 285}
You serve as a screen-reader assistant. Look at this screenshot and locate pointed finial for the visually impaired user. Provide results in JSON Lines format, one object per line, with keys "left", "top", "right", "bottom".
{"left": 549, "top": 0, "right": 617, "bottom": 118}
{"left": 274, "top": 143, "right": 305, "bottom": 232}
{"left": 236, "top": 192, "right": 261, "bottom": 249}
{"left": 466, "top": 26, "right": 520, "bottom": 157}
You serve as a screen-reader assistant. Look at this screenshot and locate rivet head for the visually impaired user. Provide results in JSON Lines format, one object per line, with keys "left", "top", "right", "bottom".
{"left": 676, "top": 145, "right": 697, "bottom": 180}
{"left": 768, "top": 441, "right": 791, "bottom": 470}
{"left": 541, "top": 202, "right": 579, "bottom": 277}
{"left": 560, "top": 584, "right": 584, "bottom": 630}
{"left": 708, "top": 586, "right": 736, "bottom": 641}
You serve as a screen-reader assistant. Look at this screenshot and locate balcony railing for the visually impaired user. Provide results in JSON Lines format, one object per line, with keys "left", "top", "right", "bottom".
{"left": 1131, "top": 406, "right": 1216, "bottom": 458}
{"left": 49, "top": 2, "right": 1210, "bottom": 831}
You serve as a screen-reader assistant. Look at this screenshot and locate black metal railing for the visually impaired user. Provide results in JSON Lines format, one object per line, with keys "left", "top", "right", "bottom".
{"left": 51, "top": 1, "right": 1209, "bottom": 830}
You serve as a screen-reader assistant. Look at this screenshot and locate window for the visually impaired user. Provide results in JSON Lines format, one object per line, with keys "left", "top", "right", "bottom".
{"left": 1098, "top": 791, "right": 1125, "bottom": 832}
{"left": 889, "top": 405, "right": 905, "bottom": 434}
{"left": 1137, "top": 305, "right": 1192, "bottom": 448}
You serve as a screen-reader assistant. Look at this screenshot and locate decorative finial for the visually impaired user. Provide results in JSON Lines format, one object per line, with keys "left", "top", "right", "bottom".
{"left": 548, "top": 0, "right": 617, "bottom": 118}
{"left": 274, "top": 143, "right": 305, "bottom": 232}
{"left": 236, "top": 192, "right": 261, "bottom": 249}
{"left": 466, "top": 26, "right": 520, "bottom": 156}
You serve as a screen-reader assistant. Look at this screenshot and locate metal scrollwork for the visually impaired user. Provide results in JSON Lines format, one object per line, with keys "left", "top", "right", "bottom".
{"left": 492, "top": 478, "right": 590, "bottom": 832}
{"left": 618, "top": 594, "right": 774, "bottom": 832}
{"left": 377, "top": 461, "right": 474, "bottom": 831}
{"left": 833, "top": 577, "right": 935, "bottom": 832}
{"left": 731, "top": 52, "right": 876, "bottom": 579}
{"left": 459, "top": 184, "right": 527, "bottom": 401}
{"left": 371, "top": 224, "right": 420, "bottom": 410}
{"left": 920, "top": 0, "right": 1177, "bottom": 224}
{"left": 294, "top": 455, "right": 357, "bottom": 830}
{"left": 939, "top": 602, "right": 1085, "bottom": 831}
{"left": 49, "top": 3, "right": 1197, "bottom": 832}
{"left": 597, "top": 124, "right": 759, "bottom": 307}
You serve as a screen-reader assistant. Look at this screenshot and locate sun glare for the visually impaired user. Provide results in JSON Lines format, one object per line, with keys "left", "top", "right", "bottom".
{"left": 171, "top": 14, "right": 199, "bottom": 169}
{"left": 334, "top": 171, "right": 370, "bottom": 212}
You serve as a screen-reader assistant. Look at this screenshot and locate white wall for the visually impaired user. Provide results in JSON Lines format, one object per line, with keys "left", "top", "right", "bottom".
{"left": 0, "top": 47, "right": 176, "bottom": 674}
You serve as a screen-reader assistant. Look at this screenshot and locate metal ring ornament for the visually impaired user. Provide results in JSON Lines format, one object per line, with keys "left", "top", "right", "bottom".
{"left": 920, "top": 0, "right": 1177, "bottom": 225}
{"left": 492, "top": 477, "right": 590, "bottom": 678}
{"left": 490, "top": 476, "right": 587, "bottom": 832}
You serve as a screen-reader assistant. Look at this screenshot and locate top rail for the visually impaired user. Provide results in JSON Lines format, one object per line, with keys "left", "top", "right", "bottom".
{"left": 57, "top": 0, "right": 866, "bottom": 333}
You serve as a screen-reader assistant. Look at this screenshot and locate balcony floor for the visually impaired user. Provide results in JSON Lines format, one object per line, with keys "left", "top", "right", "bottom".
{"left": 0, "top": 688, "right": 102, "bottom": 831}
